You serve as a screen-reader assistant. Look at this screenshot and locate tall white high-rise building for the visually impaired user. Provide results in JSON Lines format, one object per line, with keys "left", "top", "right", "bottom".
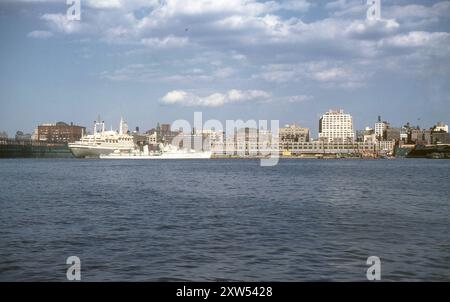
{"left": 318, "top": 109, "right": 354, "bottom": 142}
{"left": 374, "top": 116, "right": 388, "bottom": 140}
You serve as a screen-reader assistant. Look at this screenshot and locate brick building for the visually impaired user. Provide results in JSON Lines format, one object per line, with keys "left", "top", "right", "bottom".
{"left": 37, "top": 122, "right": 85, "bottom": 143}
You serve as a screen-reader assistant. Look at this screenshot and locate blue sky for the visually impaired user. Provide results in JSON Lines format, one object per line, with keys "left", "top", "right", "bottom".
{"left": 0, "top": 0, "right": 449, "bottom": 137}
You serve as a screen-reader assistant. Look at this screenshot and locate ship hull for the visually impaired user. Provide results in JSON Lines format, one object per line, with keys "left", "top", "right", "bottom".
{"left": 0, "top": 141, "right": 73, "bottom": 158}
{"left": 100, "top": 152, "right": 212, "bottom": 160}
{"left": 69, "top": 145, "right": 133, "bottom": 158}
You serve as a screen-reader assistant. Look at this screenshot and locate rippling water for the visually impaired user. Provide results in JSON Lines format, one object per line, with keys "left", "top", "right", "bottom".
{"left": 0, "top": 159, "right": 449, "bottom": 281}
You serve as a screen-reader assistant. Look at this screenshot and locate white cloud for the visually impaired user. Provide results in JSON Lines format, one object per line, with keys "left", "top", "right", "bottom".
{"left": 379, "top": 31, "right": 450, "bottom": 49}
{"left": 385, "top": 2, "right": 450, "bottom": 22}
{"left": 85, "top": 0, "right": 122, "bottom": 9}
{"left": 99, "top": 64, "right": 158, "bottom": 82}
{"left": 312, "top": 67, "right": 346, "bottom": 82}
{"left": 325, "top": 0, "right": 366, "bottom": 18}
{"left": 41, "top": 13, "right": 82, "bottom": 34}
{"left": 231, "top": 52, "right": 247, "bottom": 61}
{"left": 100, "top": 62, "right": 239, "bottom": 83}
{"left": 286, "top": 95, "right": 314, "bottom": 103}
{"left": 325, "top": 0, "right": 350, "bottom": 10}
{"left": 141, "top": 35, "right": 189, "bottom": 48}
{"left": 17, "top": 0, "right": 158, "bottom": 9}
{"left": 277, "top": 0, "right": 311, "bottom": 12}
{"left": 153, "top": 0, "right": 286, "bottom": 17}
{"left": 256, "top": 61, "right": 370, "bottom": 89}
{"left": 255, "top": 65, "right": 296, "bottom": 83}
{"left": 214, "top": 67, "right": 235, "bottom": 79}
{"left": 161, "top": 89, "right": 270, "bottom": 107}
{"left": 227, "top": 89, "right": 270, "bottom": 101}
{"left": 20, "top": 0, "right": 450, "bottom": 91}
{"left": 27, "top": 30, "right": 53, "bottom": 39}
{"left": 345, "top": 19, "right": 399, "bottom": 40}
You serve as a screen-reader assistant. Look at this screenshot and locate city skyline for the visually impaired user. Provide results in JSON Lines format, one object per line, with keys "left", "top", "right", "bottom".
{"left": 3, "top": 109, "right": 447, "bottom": 142}
{"left": 1, "top": 0, "right": 450, "bottom": 136}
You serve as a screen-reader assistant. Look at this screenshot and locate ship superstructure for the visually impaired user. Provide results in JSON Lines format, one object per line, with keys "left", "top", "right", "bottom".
{"left": 68, "top": 118, "right": 135, "bottom": 158}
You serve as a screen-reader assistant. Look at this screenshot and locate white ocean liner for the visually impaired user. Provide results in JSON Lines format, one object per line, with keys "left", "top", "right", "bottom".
{"left": 69, "top": 118, "right": 135, "bottom": 158}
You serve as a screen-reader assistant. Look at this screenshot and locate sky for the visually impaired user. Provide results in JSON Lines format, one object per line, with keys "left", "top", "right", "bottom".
{"left": 0, "top": 0, "right": 449, "bottom": 137}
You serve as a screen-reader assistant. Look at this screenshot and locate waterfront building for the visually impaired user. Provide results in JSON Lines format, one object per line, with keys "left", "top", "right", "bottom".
{"left": 356, "top": 127, "right": 374, "bottom": 142}
{"left": 213, "top": 130, "right": 239, "bottom": 155}
{"left": 364, "top": 133, "right": 377, "bottom": 143}
{"left": 280, "top": 124, "right": 309, "bottom": 142}
{"left": 408, "top": 128, "right": 441, "bottom": 145}
{"left": 385, "top": 127, "right": 401, "bottom": 142}
{"left": 196, "top": 129, "right": 226, "bottom": 153}
{"left": 153, "top": 123, "right": 181, "bottom": 144}
{"left": 318, "top": 109, "right": 354, "bottom": 143}
{"left": 377, "top": 140, "right": 395, "bottom": 153}
{"left": 132, "top": 132, "right": 148, "bottom": 148}
{"left": 431, "top": 132, "right": 450, "bottom": 144}
{"left": 148, "top": 132, "right": 158, "bottom": 146}
{"left": 262, "top": 141, "right": 393, "bottom": 157}
{"left": 0, "top": 131, "right": 7, "bottom": 140}
{"left": 159, "top": 123, "right": 175, "bottom": 142}
{"left": 408, "top": 128, "right": 421, "bottom": 144}
{"left": 37, "top": 122, "right": 85, "bottom": 143}
{"left": 404, "top": 124, "right": 450, "bottom": 145}
{"left": 400, "top": 127, "right": 409, "bottom": 142}
{"left": 235, "top": 128, "right": 259, "bottom": 156}
{"left": 172, "top": 130, "right": 207, "bottom": 152}
{"left": 375, "top": 116, "right": 389, "bottom": 140}
{"left": 15, "top": 131, "right": 32, "bottom": 141}
{"left": 356, "top": 130, "right": 364, "bottom": 142}
{"left": 197, "top": 129, "right": 225, "bottom": 145}
{"left": 257, "top": 129, "right": 275, "bottom": 154}
{"left": 211, "top": 127, "right": 275, "bottom": 156}
{"left": 434, "top": 122, "right": 448, "bottom": 133}
{"left": 279, "top": 124, "right": 310, "bottom": 153}
{"left": 161, "top": 123, "right": 171, "bottom": 136}
{"left": 31, "top": 128, "right": 39, "bottom": 141}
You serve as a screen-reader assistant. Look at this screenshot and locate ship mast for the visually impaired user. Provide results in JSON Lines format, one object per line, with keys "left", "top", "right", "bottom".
{"left": 93, "top": 120, "right": 97, "bottom": 143}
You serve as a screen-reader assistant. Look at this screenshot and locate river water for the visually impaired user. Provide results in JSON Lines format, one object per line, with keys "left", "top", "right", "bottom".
{"left": 0, "top": 158, "right": 449, "bottom": 281}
